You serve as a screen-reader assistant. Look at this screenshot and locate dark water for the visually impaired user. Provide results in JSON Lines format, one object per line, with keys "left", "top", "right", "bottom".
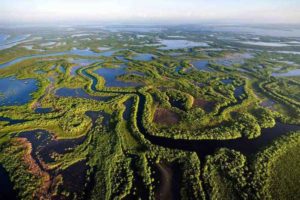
{"left": 191, "top": 60, "right": 212, "bottom": 72}
{"left": 234, "top": 85, "right": 245, "bottom": 98}
{"left": 0, "top": 116, "right": 28, "bottom": 125}
{"left": 60, "top": 160, "right": 88, "bottom": 196}
{"left": 17, "top": 111, "right": 110, "bottom": 165}
{"left": 94, "top": 64, "right": 141, "bottom": 87}
{"left": 55, "top": 88, "right": 111, "bottom": 101}
{"left": 35, "top": 108, "right": 52, "bottom": 114}
{"left": 221, "top": 78, "right": 234, "bottom": 85}
{"left": 17, "top": 130, "right": 84, "bottom": 164}
{"left": 175, "top": 66, "right": 182, "bottom": 73}
{"left": 135, "top": 94, "right": 300, "bottom": 160}
{"left": 0, "top": 76, "right": 38, "bottom": 106}
{"left": 123, "top": 98, "right": 134, "bottom": 120}
{"left": 80, "top": 71, "right": 299, "bottom": 162}
{"left": 0, "top": 165, "right": 17, "bottom": 200}
{"left": 85, "top": 110, "right": 110, "bottom": 127}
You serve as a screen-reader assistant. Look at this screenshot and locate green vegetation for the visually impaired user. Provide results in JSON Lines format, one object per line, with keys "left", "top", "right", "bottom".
{"left": 0, "top": 26, "right": 299, "bottom": 199}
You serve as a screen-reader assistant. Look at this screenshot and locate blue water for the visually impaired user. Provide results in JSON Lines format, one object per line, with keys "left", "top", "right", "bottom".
{"left": 191, "top": 60, "right": 212, "bottom": 71}
{"left": 70, "top": 66, "right": 82, "bottom": 76}
{"left": 0, "top": 49, "right": 115, "bottom": 69}
{"left": 0, "top": 34, "right": 10, "bottom": 44}
{"left": 234, "top": 85, "right": 245, "bottom": 99}
{"left": 159, "top": 39, "right": 209, "bottom": 50}
{"left": 55, "top": 88, "right": 111, "bottom": 101}
{"left": 0, "top": 77, "right": 38, "bottom": 106}
{"left": 70, "top": 58, "right": 101, "bottom": 65}
{"left": 94, "top": 64, "right": 141, "bottom": 87}
{"left": 221, "top": 78, "right": 234, "bottom": 85}
{"left": 59, "top": 66, "right": 66, "bottom": 73}
{"left": 0, "top": 34, "right": 30, "bottom": 50}
{"left": 132, "top": 53, "right": 154, "bottom": 61}
{"left": 116, "top": 56, "right": 129, "bottom": 63}
{"left": 175, "top": 66, "right": 182, "bottom": 72}
{"left": 272, "top": 69, "right": 300, "bottom": 77}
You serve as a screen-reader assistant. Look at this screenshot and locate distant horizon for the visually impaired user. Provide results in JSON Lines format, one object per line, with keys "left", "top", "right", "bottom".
{"left": 1, "top": 22, "right": 300, "bottom": 28}
{"left": 1, "top": 0, "right": 300, "bottom": 25}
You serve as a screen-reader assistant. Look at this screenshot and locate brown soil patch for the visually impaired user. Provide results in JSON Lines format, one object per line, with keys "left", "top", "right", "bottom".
{"left": 154, "top": 108, "right": 179, "bottom": 125}
{"left": 16, "top": 138, "right": 51, "bottom": 199}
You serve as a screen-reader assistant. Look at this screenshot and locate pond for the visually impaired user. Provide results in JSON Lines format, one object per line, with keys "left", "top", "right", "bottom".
{"left": 175, "top": 66, "right": 182, "bottom": 73}
{"left": 0, "top": 76, "right": 39, "bottom": 106}
{"left": 221, "top": 78, "right": 234, "bottom": 85}
{"left": 272, "top": 69, "right": 300, "bottom": 77}
{"left": 17, "top": 130, "right": 85, "bottom": 164}
{"left": 35, "top": 107, "right": 52, "bottom": 114}
{"left": 234, "top": 85, "right": 245, "bottom": 99}
{"left": 132, "top": 53, "right": 154, "bottom": 61}
{"left": 16, "top": 111, "right": 109, "bottom": 164}
{"left": 191, "top": 60, "right": 212, "bottom": 71}
{"left": 158, "top": 39, "right": 209, "bottom": 50}
{"left": 94, "top": 64, "right": 141, "bottom": 87}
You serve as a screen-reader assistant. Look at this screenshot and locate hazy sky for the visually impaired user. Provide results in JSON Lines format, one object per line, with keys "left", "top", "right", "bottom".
{"left": 1, "top": 0, "right": 300, "bottom": 24}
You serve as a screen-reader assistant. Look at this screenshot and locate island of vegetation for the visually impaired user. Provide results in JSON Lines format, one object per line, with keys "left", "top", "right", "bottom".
{"left": 0, "top": 24, "right": 299, "bottom": 200}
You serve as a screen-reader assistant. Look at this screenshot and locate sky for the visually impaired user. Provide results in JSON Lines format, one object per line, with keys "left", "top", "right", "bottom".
{"left": 1, "top": 0, "right": 300, "bottom": 24}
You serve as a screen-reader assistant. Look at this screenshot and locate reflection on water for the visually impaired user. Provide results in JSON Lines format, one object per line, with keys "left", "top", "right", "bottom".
{"left": 191, "top": 60, "right": 212, "bottom": 71}
{"left": 94, "top": 64, "right": 141, "bottom": 87}
{"left": 0, "top": 76, "right": 38, "bottom": 106}
{"left": 158, "top": 39, "right": 209, "bottom": 50}
{"left": 272, "top": 69, "right": 300, "bottom": 77}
